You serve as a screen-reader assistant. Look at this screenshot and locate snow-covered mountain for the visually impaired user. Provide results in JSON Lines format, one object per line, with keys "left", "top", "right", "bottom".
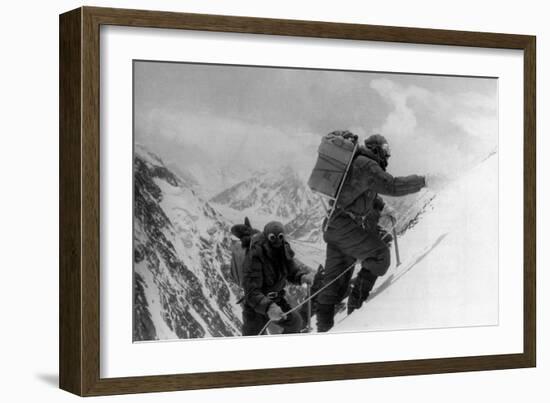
{"left": 133, "top": 145, "right": 243, "bottom": 341}
{"left": 211, "top": 166, "right": 322, "bottom": 223}
{"left": 180, "top": 162, "right": 251, "bottom": 199}
{"left": 133, "top": 142, "right": 494, "bottom": 340}
{"left": 332, "top": 152, "right": 499, "bottom": 332}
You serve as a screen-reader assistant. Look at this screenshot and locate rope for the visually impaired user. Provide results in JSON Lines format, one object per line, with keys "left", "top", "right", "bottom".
{"left": 288, "top": 238, "right": 326, "bottom": 252}
{"left": 257, "top": 190, "right": 435, "bottom": 336}
{"left": 257, "top": 259, "right": 357, "bottom": 335}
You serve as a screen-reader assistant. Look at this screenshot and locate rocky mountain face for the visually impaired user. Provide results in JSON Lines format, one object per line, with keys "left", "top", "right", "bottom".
{"left": 133, "top": 146, "right": 243, "bottom": 341}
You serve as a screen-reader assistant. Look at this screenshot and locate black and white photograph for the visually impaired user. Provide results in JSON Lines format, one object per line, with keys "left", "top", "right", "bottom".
{"left": 132, "top": 60, "right": 499, "bottom": 341}
{"left": 1, "top": 0, "right": 543, "bottom": 400}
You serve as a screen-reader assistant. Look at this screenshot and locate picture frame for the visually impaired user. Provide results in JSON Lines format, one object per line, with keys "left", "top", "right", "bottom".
{"left": 59, "top": 6, "right": 536, "bottom": 396}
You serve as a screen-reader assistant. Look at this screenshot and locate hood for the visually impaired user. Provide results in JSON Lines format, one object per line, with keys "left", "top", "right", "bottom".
{"left": 252, "top": 233, "right": 294, "bottom": 261}
{"left": 356, "top": 145, "right": 386, "bottom": 170}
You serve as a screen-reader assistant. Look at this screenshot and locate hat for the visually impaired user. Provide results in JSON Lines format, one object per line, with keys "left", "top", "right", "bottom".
{"left": 263, "top": 221, "right": 284, "bottom": 237}
{"left": 364, "top": 134, "right": 388, "bottom": 147}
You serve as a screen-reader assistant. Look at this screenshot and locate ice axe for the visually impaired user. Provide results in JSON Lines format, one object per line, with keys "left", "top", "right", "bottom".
{"left": 301, "top": 284, "right": 313, "bottom": 333}
{"left": 389, "top": 215, "right": 401, "bottom": 267}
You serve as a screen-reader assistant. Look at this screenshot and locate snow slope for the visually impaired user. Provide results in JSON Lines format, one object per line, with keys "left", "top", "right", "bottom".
{"left": 333, "top": 153, "right": 499, "bottom": 332}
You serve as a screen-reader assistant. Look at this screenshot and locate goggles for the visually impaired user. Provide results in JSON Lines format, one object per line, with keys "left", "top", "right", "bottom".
{"left": 267, "top": 233, "right": 285, "bottom": 242}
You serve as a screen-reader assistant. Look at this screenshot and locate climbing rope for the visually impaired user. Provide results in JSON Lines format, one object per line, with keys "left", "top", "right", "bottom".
{"left": 257, "top": 238, "right": 396, "bottom": 336}
{"left": 257, "top": 190, "right": 436, "bottom": 336}
{"left": 258, "top": 259, "right": 357, "bottom": 335}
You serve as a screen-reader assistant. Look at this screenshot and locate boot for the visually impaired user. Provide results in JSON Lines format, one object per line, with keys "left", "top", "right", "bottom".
{"left": 347, "top": 271, "right": 377, "bottom": 314}
{"left": 347, "top": 283, "right": 362, "bottom": 315}
{"left": 316, "top": 303, "right": 335, "bottom": 332}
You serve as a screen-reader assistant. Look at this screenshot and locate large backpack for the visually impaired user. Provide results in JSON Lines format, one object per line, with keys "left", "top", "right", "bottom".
{"left": 307, "top": 131, "right": 359, "bottom": 229}
{"left": 229, "top": 218, "right": 261, "bottom": 288}
{"left": 229, "top": 242, "right": 247, "bottom": 287}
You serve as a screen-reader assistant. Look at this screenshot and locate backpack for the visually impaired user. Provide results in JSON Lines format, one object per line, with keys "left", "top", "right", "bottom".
{"left": 229, "top": 218, "right": 261, "bottom": 287}
{"left": 307, "top": 131, "right": 359, "bottom": 229}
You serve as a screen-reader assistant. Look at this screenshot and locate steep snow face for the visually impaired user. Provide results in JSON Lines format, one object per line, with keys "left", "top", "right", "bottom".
{"left": 133, "top": 147, "right": 243, "bottom": 341}
{"left": 332, "top": 153, "right": 499, "bottom": 333}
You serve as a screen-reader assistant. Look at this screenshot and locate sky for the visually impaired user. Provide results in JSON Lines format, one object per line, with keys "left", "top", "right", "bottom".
{"left": 134, "top": 60, "right": 498, "bottom": 191}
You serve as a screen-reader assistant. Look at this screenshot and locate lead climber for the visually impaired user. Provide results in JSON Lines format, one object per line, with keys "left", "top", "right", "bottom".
{"left": 316, "top": 132, "right": 426, "bottom": 332}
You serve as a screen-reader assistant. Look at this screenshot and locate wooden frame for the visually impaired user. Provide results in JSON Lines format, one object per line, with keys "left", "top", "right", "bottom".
{"left": 59, "top": 6, "right": 536, "bottom": 396}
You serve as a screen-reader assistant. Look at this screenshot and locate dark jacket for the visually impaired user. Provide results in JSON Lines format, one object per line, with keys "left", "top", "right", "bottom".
{"left": 243, "top": 234, "right": 307, "bottom": 314}
{"left": 337, "top": 149, "right": 425, "bottom": 217}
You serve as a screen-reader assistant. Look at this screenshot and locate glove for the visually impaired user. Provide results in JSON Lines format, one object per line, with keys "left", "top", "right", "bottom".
{"left": 378, "top": 226, "right": 393, "bottom": 246}
{"left": 382, "top": 203, "right": 396, "bottom": 219}
{"left": 424, "top": 173, "right": 447, "bottom": 191}
{"left": 363, "top": 209, "right": 381, "bottom": 232}
{"left": 373, "top": 196, "right": 385, "bottom": 212}
{"left": 301, "top": 272, "right": 315, "bottom": 286}
{"left": 267, "top": 303, "right": 286, "bottom": 321}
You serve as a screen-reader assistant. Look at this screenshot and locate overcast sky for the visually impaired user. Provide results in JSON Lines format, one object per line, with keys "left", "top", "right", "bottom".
{"left": 134, "top": 60, "right": 497, "bottom": 186}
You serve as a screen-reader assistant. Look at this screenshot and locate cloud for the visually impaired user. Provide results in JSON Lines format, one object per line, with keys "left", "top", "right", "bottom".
{"left": 369, "top": 78, "right": 497, "bottom": 178}
{"left": 135, "top": 62, "right": 498, "bottom": 189}
{"left": 136, "top": 108, "right": 320, "bottom": 181}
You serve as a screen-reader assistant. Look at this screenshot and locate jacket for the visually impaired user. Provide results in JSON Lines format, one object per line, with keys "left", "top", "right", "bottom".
{"left": 336, "top": 149, "right": 425, "bottom": 218}
{"left": 243, "top": 234, "right": 307, "bottom": 314}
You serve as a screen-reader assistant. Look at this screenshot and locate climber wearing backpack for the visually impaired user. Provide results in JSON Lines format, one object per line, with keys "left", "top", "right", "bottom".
{"left": 315, "top": 132, "right": 426, "bottom": 332}
{"left": 242, "top": 221, "right": 315, "bottom": 336}
{"left": 229, "top": 217, "right": 260, "bottom": 290}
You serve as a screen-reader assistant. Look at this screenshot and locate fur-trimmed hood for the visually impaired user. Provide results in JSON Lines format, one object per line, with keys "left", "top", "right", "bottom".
{"left": 355, "top": 145, "right": 387, "bottom": 171}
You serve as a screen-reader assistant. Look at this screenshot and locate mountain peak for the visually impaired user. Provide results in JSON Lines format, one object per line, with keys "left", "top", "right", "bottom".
{"left": 210, "top": 165, "right": 319, "bottom": 221}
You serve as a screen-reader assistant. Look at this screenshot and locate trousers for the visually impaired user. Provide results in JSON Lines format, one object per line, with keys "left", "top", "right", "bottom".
{"left": 242, "top": 298, "right": 303, "bottom": 336}
{"left": 316, "top": 215, "right": 390, "bottom": 331}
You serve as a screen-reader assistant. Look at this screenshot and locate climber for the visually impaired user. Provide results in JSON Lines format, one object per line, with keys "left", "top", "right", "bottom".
{"left": 316, "top": 132, "right": 426, "bottom": 332}
{"left": 242, "top": 221, "right": 314, "bottom": 335}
